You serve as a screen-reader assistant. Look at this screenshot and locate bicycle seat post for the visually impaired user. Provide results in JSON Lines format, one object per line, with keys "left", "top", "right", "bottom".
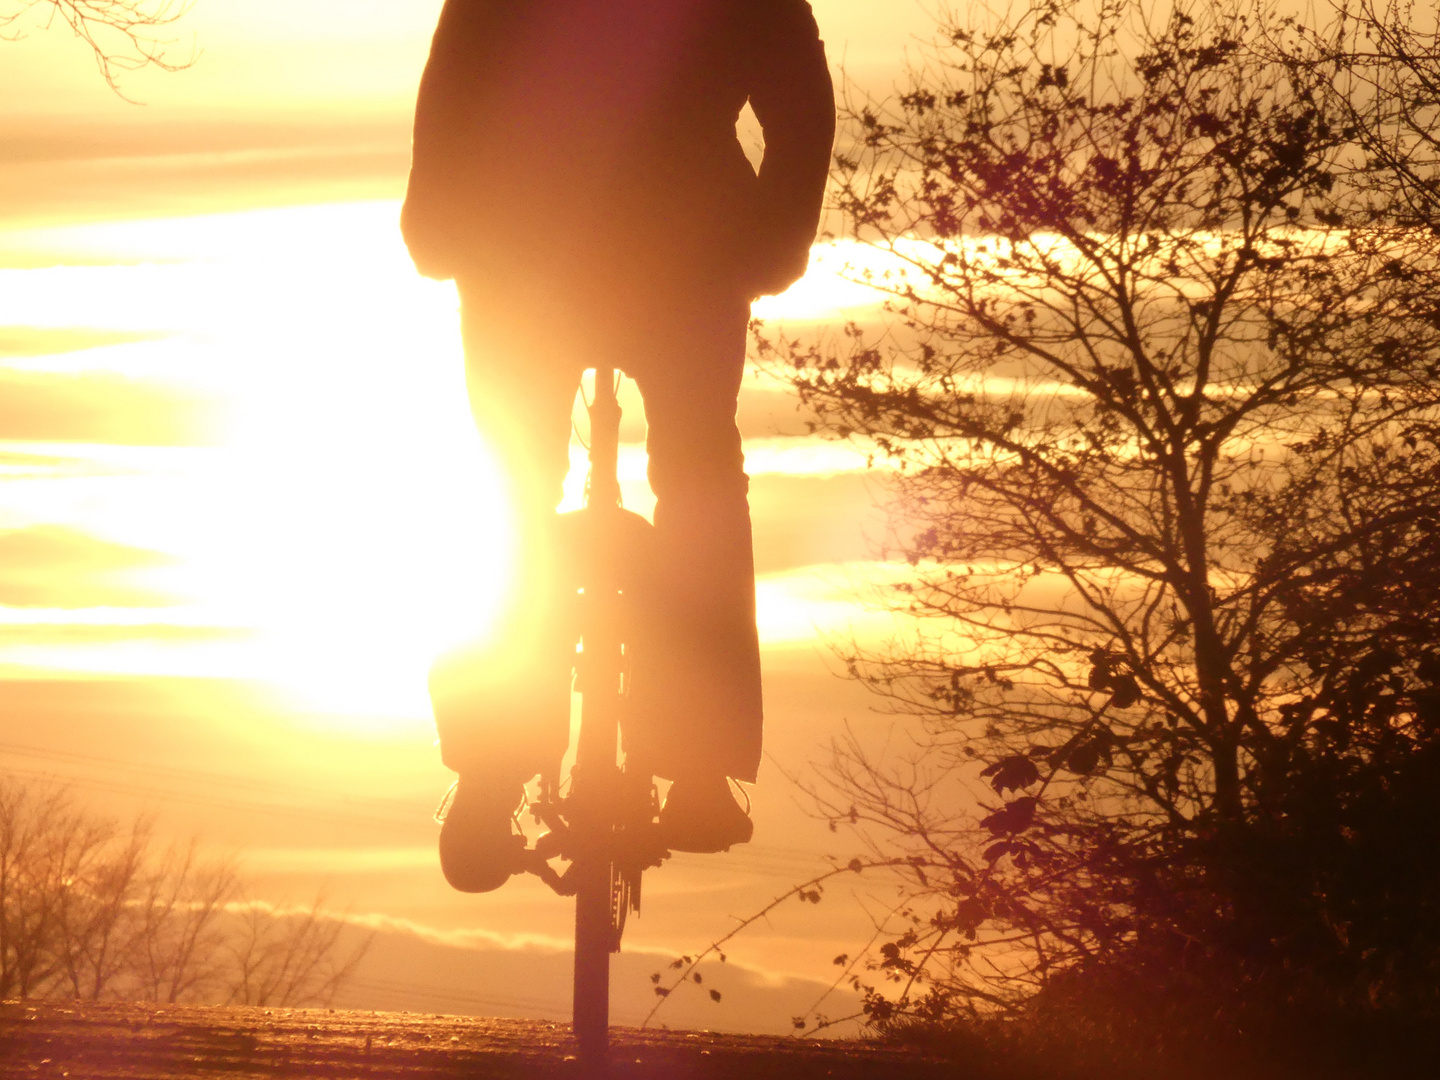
{"left": 587, "top": 367, "right": 622, "bottom": 510}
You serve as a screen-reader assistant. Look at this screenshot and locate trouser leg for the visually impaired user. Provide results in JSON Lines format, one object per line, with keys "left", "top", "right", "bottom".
{"left": 625, "top": 304, "right": 763, "bottom": 783}
{"left": 429, "top": 296, "right": 580, "bottom": 782}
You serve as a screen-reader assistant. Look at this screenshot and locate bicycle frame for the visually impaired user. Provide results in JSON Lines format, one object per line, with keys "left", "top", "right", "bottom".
{"left": 520, "top": 367, "right": 666, "bottom": 1067}
{"left": 571, "top": 365, "right": 627, "bottom": 1060}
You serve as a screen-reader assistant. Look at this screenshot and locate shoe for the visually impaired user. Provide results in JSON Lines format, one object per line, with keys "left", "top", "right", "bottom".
{"left": 436, "top": 778, "right": 529, "bottom": 893}
{"left": 658, "top": 774, "right": 754, "bottom": 853}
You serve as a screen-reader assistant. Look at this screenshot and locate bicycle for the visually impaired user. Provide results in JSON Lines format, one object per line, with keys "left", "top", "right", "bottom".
{"left": 516, "top": 366, "right": 668, "bottom": 1067}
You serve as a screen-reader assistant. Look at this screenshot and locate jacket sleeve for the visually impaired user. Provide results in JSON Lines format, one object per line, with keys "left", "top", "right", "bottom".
{"left": 747, "top": 0, "right": 836, "bottom": 297}
{"left": 401, "top": 0, "right": 500, "bottom": 281}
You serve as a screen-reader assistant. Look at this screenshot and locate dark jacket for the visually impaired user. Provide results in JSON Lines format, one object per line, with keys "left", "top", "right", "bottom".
{"left": 401, "top": 0, "right": 834, "bottom": 305}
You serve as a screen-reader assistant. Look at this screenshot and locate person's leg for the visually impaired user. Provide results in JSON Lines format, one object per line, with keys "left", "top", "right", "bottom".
{"left": 625, "top": 300, "right": 762, "bottom": 847}
{"left": 431, "top": 282, "right": 582, "bottom": 891}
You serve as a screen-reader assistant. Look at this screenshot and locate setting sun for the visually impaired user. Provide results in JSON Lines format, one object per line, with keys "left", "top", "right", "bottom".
{"left": 0, "top": 199, "right": 911, "bottom": 728}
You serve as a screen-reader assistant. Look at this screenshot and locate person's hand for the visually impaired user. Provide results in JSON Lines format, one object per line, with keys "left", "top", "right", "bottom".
{"left": 400, "top": 202, "right": 460, "bottom": 282}
{"left": 411, "top": 251, "right": 458, "bottom": 283}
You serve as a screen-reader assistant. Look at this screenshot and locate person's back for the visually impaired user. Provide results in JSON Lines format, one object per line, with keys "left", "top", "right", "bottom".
{"left": 402, "top": 0, "right": 833, "bottom": 310}
{"left": 406, "top": 0, "right": 834, "bottom": 892}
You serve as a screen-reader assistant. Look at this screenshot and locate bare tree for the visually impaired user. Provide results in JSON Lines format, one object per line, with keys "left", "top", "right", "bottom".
{"left": 224, "top": 898, "right": 371, "bottom": 1009}
{"left": 1288, "top": 0, "right": 1440, "bottom": 223}
{"left": 52, "top": 814, "right": 151, "bottom": 1000}
{"left": 0, "top": 778, "right": 367, "bottom": 1008}
{"left": 0, "top": 0, "right": 194, "bottom": 92}
{"left": 0, "top": 782, "right": 112, "bottom": 998}
{"left": 759, "top": 0, "right": 1440, "bottom": 1050}
{"left": 129, "top": 840, "right": 238, "bottom": 1003}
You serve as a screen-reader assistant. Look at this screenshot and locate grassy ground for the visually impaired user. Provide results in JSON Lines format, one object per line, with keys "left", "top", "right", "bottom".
{"left": 0, "top": 1000, "right": 955, "bottom": 1079}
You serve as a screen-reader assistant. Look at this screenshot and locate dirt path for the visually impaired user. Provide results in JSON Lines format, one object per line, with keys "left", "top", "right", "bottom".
{"left": 0, "top": 1001, "right": 954, "bottom": 1078}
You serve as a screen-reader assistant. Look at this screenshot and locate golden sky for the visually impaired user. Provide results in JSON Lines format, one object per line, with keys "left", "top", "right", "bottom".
{"left": 1, "top": 0, "right": 935, "bottom": 226}
{"left": 2, "top": 1, "right": 927, "bottom": 113}
{"left": 0, "top": 0, "right": 943, "bottom": 1033}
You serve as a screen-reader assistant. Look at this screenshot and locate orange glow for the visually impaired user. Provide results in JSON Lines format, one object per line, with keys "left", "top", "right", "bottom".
{"left": 0, "top": 0, "right": 946, "bottom": 1033}
{"left": 0, "top": 204, "right": 513, "bottom": 728}
{"left": 0, "top": 202, "right": 912, "bottom": 732}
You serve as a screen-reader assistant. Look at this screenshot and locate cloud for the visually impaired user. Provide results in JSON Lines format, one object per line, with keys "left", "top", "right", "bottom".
{"left": 317, "top": 910, "right": 864, "bottom": 1034}
{"left": 0, "top": 525, "right": 177, "bottom": 608}
{"left": 0, "top": 622, "right": 242, "bottom": 645}
{"left": 0, "top": 115, "right": 411, "bottom": 232}
{"left": 0, "top": 327, "right": 166, "bottom": 357}
{"left": 750, "top": 472, "right": 888, "bottom": 575}
{"left": 0, "top": 369, "right": 220, "bottom": 445}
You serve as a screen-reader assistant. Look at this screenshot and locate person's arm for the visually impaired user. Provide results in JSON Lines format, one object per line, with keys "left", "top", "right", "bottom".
{"left": 747, "top": 0, "right": 836, "bottom": 297}
{"left": 401, "top": 0, "right": 499, "bottom": 281}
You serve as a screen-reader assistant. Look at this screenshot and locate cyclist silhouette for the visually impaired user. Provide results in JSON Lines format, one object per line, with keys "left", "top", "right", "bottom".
{"left": 403, "top": 0, "right": 834, "bottom": 893}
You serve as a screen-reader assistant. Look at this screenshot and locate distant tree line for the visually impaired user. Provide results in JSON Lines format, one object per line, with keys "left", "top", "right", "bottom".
{"left": 756, "top": 0, "right": 1440, "bottom": 1074}
{"left": 0, "top": 778, "right": 368, "bottom": 1007}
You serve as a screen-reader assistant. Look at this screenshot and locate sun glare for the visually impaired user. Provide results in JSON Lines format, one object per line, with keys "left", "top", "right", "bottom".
{"left": 0, "top": 203, "right": 523, "bottom": 731}
{"left": 0, "top": 202, "right": 898, "bottom": 734}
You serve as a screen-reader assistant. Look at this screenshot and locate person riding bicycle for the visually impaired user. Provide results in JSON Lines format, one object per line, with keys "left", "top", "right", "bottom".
{"left": 403, "top": 0, "right": 835, "bottom": 893}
